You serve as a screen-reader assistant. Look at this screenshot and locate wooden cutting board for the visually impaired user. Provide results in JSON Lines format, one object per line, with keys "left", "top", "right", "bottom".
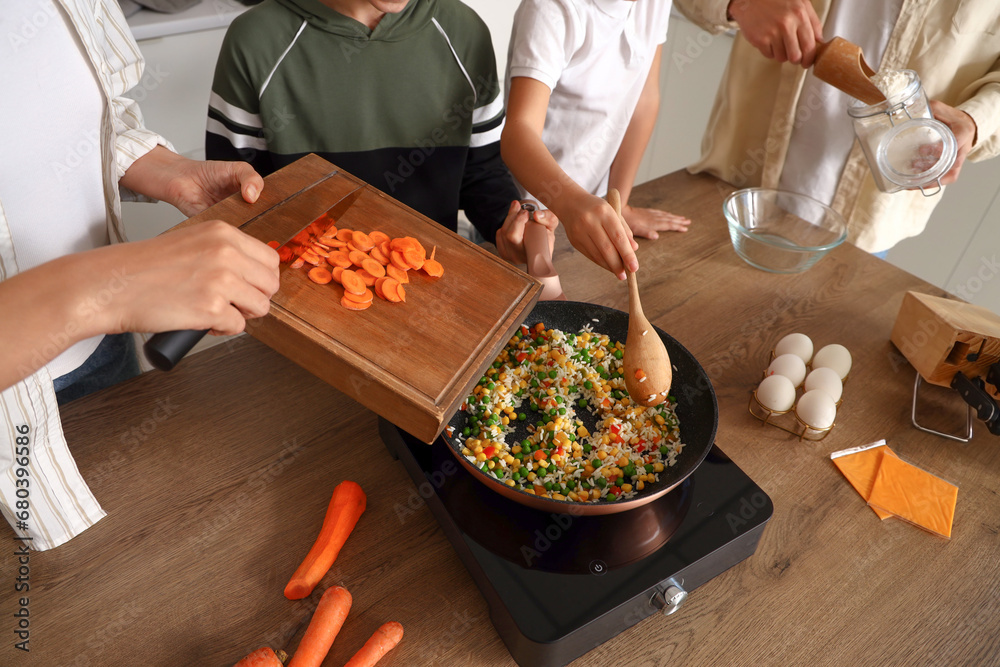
{"left": 174, "top": 154, "right": 541, "bottom": 442}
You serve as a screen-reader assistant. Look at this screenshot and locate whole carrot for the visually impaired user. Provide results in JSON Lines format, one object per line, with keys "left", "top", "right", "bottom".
{"left": 344, "top": 621, "right": 404, "bottom": 667}
{"left": 234, "top": 646, "right": 287, "bottom": 667}
{"left": 285, "top": 480, "right": 367, "bottom": 600}
{"left": 287, "top": 586, "right": 353, "bottom": 667}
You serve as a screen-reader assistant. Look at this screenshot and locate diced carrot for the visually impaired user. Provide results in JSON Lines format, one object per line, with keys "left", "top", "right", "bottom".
{"left": 336, "top": 228, "right": 354, "bottom": 242}
{"left": 348, "top": 250, "right": 369, "bottom": 267}
{"left": 343, "top": 621, "right": 404, "bottom": 667}
{"left": 340, "top": 296, "right": 372, "bottom": 310}
{"left": 234, "top": 646, "right": 287, "bottom": 667}
{"left": 267, "top": 240, "right": 281, "bottom": 249}
{"left": 361, "top": 258, "right": 386, "bottom": 278}
{"left": 344, "top": 288, "right": 374, "bottom": 304}
{"left": 327, "top": 251, "right": 353, "bottom": 269}
{"left": 286, "top": 586, "right": 353, "bottom": 667}
{"left": 356, "top": 268, "right": 377, "bottom": 287}
{"left": 351, "top": 230, "right": 375, "bottom": 251}
{"left": 340, "top": 270, "right": 366, "bottom": 296}
{"left": 385, "top": 264, "right": 409, "bottom": 284}
{"left": 308, "top": 267, "right": 333, "bottom": 285}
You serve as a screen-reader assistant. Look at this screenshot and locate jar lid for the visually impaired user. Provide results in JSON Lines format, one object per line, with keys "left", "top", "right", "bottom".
{"left": 876, "top": 118, "right": 957, "bottom": 189}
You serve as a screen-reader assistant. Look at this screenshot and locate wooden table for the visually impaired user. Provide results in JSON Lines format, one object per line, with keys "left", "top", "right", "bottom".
{"left": 5, "top": 171, "right": 1000, "bottom": 666}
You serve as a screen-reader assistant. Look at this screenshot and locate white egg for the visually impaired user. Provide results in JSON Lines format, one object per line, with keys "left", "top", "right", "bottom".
{"left": 813, "top": 344, "right": 853, "bottom": 380}
{"left": 795, "top": 390, "right": 837, "bottom": 429}
{"left": 756, "top": 374, "right": 796, "bottom": 412}
{"left": 774, "top": 333, "right": 814, "bottom": 364}
{"left": 804, "top": 367, "right": 843, "bottom": 403}
{"left": 766, "top": 353, "right": 807, "bottom": 387}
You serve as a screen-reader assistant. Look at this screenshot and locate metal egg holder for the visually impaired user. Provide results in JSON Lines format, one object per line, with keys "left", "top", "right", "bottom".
{"left": 747, "top": 350, "right": 848, "bottom": 442}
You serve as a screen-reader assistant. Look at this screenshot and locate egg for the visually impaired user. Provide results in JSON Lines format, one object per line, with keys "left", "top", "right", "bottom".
{"left": 755, "top": 374, "right": 796, "bottom": 412}
{"left": 774, "top": 333, "right": 814, "bottom": 364}
{"left": 766, "top": 353, "right": 807, "bottom": 387}
{"left": 804, "top": 367, "right": 843, "bottom": 403}
{"left": 795, "top": 390, "right": 837, "bottom": 429}
{"left": 813, "top": 344, "right": 853, "bottom": 380}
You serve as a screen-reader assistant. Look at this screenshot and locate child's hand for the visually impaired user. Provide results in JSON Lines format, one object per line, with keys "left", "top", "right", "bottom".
{"left": 622, "top": 204, "right": 691, "bottom": 240}
{"left": 560, "top": 194, "right": 639, "bottom": 280}
{"left": 495, "top": 200, "right": 558, "bottom": 265}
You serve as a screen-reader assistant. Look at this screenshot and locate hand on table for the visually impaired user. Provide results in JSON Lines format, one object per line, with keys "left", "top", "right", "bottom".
{"left": 727, "top": 0, "right": 824, "bottom": 67}
{"left": 621, "top": 204, "right": 691, "bottom": 240}
{"left": 87, "top": 220, "right": 280, "bottom": 337}
{"left": 929, "top": 99, "right": 978, "bottom": 185}
{"left": 558, "top": 193, "right": 639, "bottom": 281}
{"left": 495, "top": 200, "right": 558, "bottom": 265}
{"left": 120, "top": 145, "right": 265, "bottom": 217}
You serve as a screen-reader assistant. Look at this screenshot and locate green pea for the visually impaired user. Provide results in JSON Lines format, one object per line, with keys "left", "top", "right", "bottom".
{"left": 544, "top": 481, "right": 555, "bottom": 491}
{"left": 518, "top": 412, "right": 526, "bottom": 421}
{"left": 591, "top": 459, "right": 601, "bottom": 468}
{"left": 583, "top": 444, "right": 592, "bottom": 454}
{"left": 584, "top": 380, "right": 594, "bottom": 390}
{"left": 644, "top": 463, "right": 654, "bottom": 473}
{"left": 462, "top": 427, "right": 471, "bottom": 436}
{"left": 596, "top": 477, "right": 608, "bottom": 488}
{"left": 614, "top": 349, "right": 623, "bottom": 359}
{"left": 548, "top": 369, "right": 558, "bottom": 379}
{"left": 558, "top": 407, "right": 567, "bottom": 415}
{"left": 660, "top": 445, "right": 670, "bottom": 456}
{"left": 605, "top": 492, "right": 618, "bottom": 501}
{"left": 555, "top": 395, "right": 564, "bottom": 404}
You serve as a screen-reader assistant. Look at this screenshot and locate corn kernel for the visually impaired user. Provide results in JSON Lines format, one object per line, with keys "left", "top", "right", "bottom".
{"left": 512, "top": 445, "right": 522, "bottom": 454}
{"left": 504, "top": 455, "right": 515, "bottom": 465}
{"left": 487, "top": 460, "right": 496, "bottom": 469}
{"left": 476, "top": 452, "right": 487, "bottom": 462}
{"left": 597, "top": 450, "right": 608, "bottom": 460}
{"left": 567, "top": 492, "right": 579, "bottom": 501}
{"left": 505, "top": 479, "right": 516, "bottom": 487}
{"left": 591, "top": 488, "right": 602, "bottom": 500}
{"left": 621, "top": 483, "right": 633, "bottom": 493}
{"left": 501, "top": 416, "right": 510, "bottom": 425}
{"left": 637, "top": 480, "right": 645, "bottom": 491}
{"left": 527, "top": 472, "right": 537, "bottom": 481}
{"left": 547, "top": 387, "right": 556, "bottom": 396}
{"left": 617, "top": 456, "right": 628, "bottom": 467}
{"left": 655, "top": 414, "right": 666, "bottom": 425}
{"left": 552, "top": 493, "right": 566, "bottom": 501}
{"left": 653, "top": 462, "right": 664, "bottom": 472}
{"left": 538, "top": 459, "right": 549, "bottom": 468}
{"left": 595, "top": 349, "right": 605, "bottom": 359}
{"left": 577, "top": 426, "right": 590, "bottom": 438}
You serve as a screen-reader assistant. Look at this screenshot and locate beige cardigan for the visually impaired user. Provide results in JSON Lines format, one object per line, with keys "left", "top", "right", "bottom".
{"left": 674, "top": 0, "right": 1000, "bottom": 252}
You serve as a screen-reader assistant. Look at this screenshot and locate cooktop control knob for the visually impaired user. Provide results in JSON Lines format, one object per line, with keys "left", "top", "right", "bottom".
{"left": 651, "top": 584, "right": 688, "bottom": 616}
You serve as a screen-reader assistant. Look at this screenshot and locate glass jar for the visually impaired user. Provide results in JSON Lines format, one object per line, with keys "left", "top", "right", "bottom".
{"left": 847, "top": 70, "right": 956, "bottom": 195}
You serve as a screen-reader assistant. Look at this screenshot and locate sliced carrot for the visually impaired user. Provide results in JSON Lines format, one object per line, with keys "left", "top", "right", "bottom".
{"left": 290, "top": 257, "right": 306, "bottom": 270}
{"left": 286, "top": 586, "right": 353, "bottom": 667}
{"left": 331, "top": 266, "right": 345, "bottom": 284}
{"left": 385, "top": 264, "right": 409, "bottom": 284}
{"left": 318, "top": 234, "right": 339, "bottom": 246}
{"left": 328, "top": 238, "right": 349, "bottom": 248}
{"left": 402, "top": 247, "right": 425, "bottom": 271}
{"left": 336, "top": 228, "right": 354, "bottom": 242}
{"left": 343, "top": 621, "right": 404, "bottom": 667}
{"left": 369, "top": 245, "right": 390, "bottom": 266}
{"left": 422, "top": 258, "right": 444, "bottom": 278}
{"left": 369, "top": 230, "right": 391, "bottom": 245}
{"left": 389, "top": 250, "right": 411, "bottom": 272}
{"left": 361, "top": 258, "right": 386, "bottom": 278}
{"left": 430, "top": 246, "right": 437, "bottom": 261}
{"left": 347, "top": 250, "right": 369, "bottom": 268}
{"left": 381, "top": 277, "right": 402, "bottom": 303}
{"left": 307, "top": 220, "right": 327, "bottom": 236}
{"left": 308, "top": 267, "right": 333, "bottom": 285}
{"left": 278, "top": 246, "right": 295, "bottom": 263}
{"left": 389, "top": 236, "right": 419, "bottom": 252}
{"left": 340, "top": 269, "right": 366, "bottom": 296}
{"left": 351, "top": 230, "right": 375, "bottom": 251}
{"left": 356, "top": 268, "right": 378, "bottom": 287}
{"left": 310, "top": 245, "right": 330, "bottom": 258}
{"left": 346, "top": 241, "right": 364, "bottom": 254}
{"left": 378, "top": 240, "right": 392, "bottom": 258}
{"left": 393, "top": 282, "right": 406, "bottom": 303}
{"left": 344, "top": 288, "right": 374, "bottom": 304}
{"left": 266, "top": 240, "right": 281, "bottom": 250}
{"left": 340, "top": 296, "right": 372, "bottom": 310}
{"left": 327, "top": 251, "right": 353, "bottom": 269}
{"left": 235, "top": 646, "right": 287, "bottom": 667}
{"left": 301, "top": 249, "right": 322, "bottom": 266}
{"left": 374, "top": 277, "right": 388, "bottom": 300}
{"left": 292, "top": 230, "right": 313, "bottom": 246}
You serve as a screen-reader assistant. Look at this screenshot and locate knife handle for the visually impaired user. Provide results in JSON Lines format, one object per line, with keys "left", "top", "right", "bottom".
{"left": 144, "top": 329, "right": 209, "bottom": 371}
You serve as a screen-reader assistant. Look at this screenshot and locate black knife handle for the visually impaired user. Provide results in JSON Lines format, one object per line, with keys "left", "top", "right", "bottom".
{"left": 143, "top": 329, "right": 209, "bottom": 371}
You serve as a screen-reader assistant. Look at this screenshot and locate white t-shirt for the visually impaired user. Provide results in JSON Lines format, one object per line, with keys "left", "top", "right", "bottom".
{"left": 778, "top": 0, "right": 905, "bottom": 206}
{"left": 506, "top": 0, "right": 672, "bottom": 199}
{"left": 0, "top": 1, "right": 108, "bottom": 378}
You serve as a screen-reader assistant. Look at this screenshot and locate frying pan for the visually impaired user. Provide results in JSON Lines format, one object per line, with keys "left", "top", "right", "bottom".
{"left": 440, "top": 300, "right": 717, "bottom": 515}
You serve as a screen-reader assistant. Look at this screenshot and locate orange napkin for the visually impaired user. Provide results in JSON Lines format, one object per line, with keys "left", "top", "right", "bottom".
{"left": 830, "top": 441, "right": 897, "bottom": 519}
{"left": 867, "top": 454, "right": 958, "bottom": 539}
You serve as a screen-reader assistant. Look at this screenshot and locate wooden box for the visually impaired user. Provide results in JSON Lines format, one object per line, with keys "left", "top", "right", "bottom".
{"left": 177, "top": 155, "right": 541, "bottom": 442}
{"left": 890, "top": 290, "right": 1000, "bottom": 386}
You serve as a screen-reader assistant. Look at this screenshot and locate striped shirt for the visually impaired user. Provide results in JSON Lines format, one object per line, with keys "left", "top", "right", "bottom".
{"left": 206, "top": 0, "right": 518, "bottom": 243}
{"left": 0, "top": 0, "right": 169, "bottom": 550}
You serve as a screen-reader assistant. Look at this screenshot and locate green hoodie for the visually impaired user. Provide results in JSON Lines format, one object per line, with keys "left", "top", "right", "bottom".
{"left": 207, "top": 0, "right": 516, "bottom": 242}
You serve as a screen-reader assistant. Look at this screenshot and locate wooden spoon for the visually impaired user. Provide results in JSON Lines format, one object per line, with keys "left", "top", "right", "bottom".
{"left": 813, "top": 36, "right": 886, "bottom": 105}
{"left": 606, "top": 188, "right": 672, "bottom": 407}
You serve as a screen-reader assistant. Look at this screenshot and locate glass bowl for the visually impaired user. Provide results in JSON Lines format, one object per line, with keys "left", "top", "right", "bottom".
{"left": 723, "top": 188, "right": 847, "bottom": 273}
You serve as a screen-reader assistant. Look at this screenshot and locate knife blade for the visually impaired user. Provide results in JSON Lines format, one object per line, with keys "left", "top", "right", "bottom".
{"left": 143, "top": 186, "right": 365, "bottom": 371}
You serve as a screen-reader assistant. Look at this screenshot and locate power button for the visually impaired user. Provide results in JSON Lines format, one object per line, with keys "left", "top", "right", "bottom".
{"left": 589, "top": 560, "right": 608, "bottom": 576}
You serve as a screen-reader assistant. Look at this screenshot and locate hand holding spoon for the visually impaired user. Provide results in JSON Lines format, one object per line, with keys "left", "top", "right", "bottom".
{"left": 606, "top": 188, "right": 672, "bottom": 406}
